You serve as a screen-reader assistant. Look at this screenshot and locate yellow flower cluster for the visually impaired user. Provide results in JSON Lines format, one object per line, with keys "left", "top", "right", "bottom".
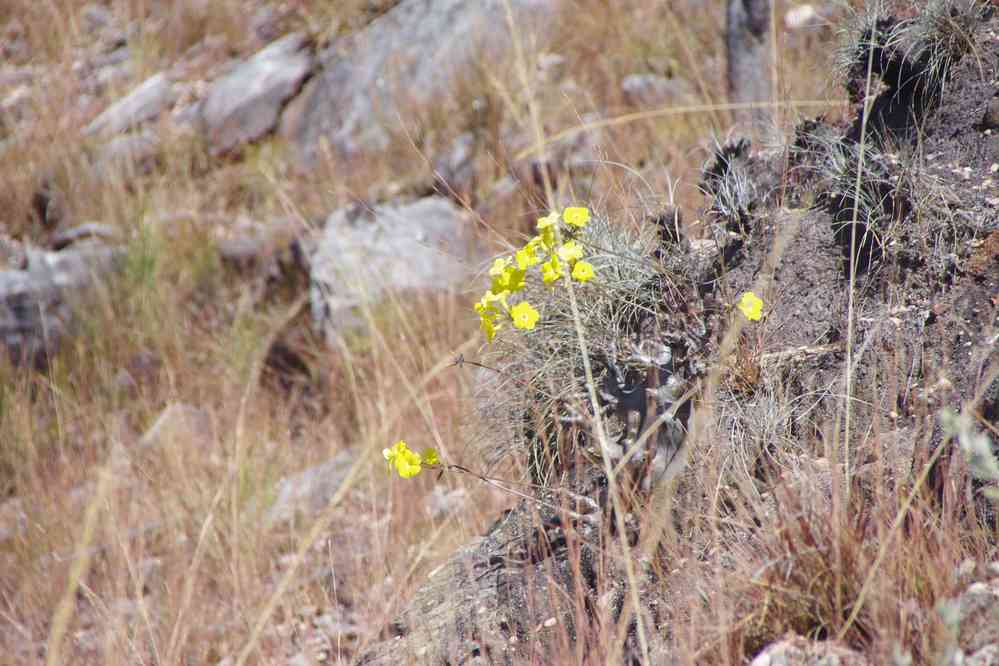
{"left": 738, "top": 292, "right": 764, "bottom": 321}
{"left": 475, "top": 206, "right": 596, "bottom": 342}
{"left": 383, "top": 440, "right": 440, "bottom": 478}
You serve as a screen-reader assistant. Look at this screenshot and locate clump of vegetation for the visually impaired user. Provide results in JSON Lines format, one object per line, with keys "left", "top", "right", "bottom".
{"left": 834, "top": 0, "right": 987, "bottom": 140}
{"left": 472, "top": 205, "right": 671, "bottom": 485}
{"left": 699, "top": 138, "right": 759, "bottom": 233}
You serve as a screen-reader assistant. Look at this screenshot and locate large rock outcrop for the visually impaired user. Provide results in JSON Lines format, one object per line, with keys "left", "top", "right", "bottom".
{"left": 279, "top": 0, "right": 568, "bottom": 165}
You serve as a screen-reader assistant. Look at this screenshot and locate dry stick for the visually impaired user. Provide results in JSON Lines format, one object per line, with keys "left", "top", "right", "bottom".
{"left": 515, "top": 100, "right": 846, "bottom": 161}
{"left": 44, "top": 465, "right": 116, "bottom": 666}
{"left": 563, "top": 267, "right": 653, "bottom": 662}
{"left": 165, "top": 485, "right": 226, "bottom": 664}
{"left": 115, "top": 508, "right": 165, "bottom": 666}
{"left": 339, "top": 316, "right": 481, "bottom": 657}
{"left": 769, "top": 0, "right": 781, "bottom": 137}
{"left": 75, "top": 580, "right": 145, "bottom": 660}
{"left": 833, "top": 32, "right": 878, "bottom": 625}
{"left": 843, "top": 25, "right": 879, "bottom": 507}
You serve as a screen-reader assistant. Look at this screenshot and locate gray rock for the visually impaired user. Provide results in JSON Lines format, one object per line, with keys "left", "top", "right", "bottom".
{"left": 279, "top": 0, "right": 569, "bottom": 165}
{"left": 87, "top": 59, "right": 135, "bottom": 96}
{"left": 32, "top": 178, "right": 67, "bottom": 228}
{"left": 726, "top": 0, "right": 774, "bottom": 138}
{"left": 199, "top": 33, "right": 313, "bottom": 154}
{"left": 84, "top": 72, "right": 176, "bottom": 136}
{"left": 81, "top": 4, "right": 114, "bottom": 33}
{"left": 91, "top": 45, "right": 132, "bottom": 72}
{"left": 621, "top": 73, "right": 694, "bottom": 108}
{"left": 0, "top": 497, "right": 26, "bottom": 544}
{"left": 308, "top": 197, "right": 478, "bottom": 342}
{"left": 0, "top": 65, "right": 36, "bottom": 89}
{"left": 982, "top": 96, "right": 999, "bottom": 131}
{"left": 354, "top": 467, "right": 666, "bottom": 665}
{"left": 0, "top": 243, "right": 119, "bottom": 366}
{"left": 51, "top": 222, "right": 119, "bottom": 250}
{"left": 94, "top": 129, "right": 161, "bottom": 176}
{"left": 433, "top": 131, "right": 477, "bottom": 199}
{"left": 137, "top": 403, "right": 214, "bottom": 452}
{"left": 250, "top": 6, "right": 286, "bottom": 45}
{"left": 506, "top": 111, "right": 604, "bottom": 191}
{"left": 955, "top": 578, "right": 999, "bottom": 656}
{"left": 265, "top": 450, "right": 354, "bottom": 526}
{"left": 750, "top": 637, "right": 869, "bottom": 665}
{"left": 965, "top": 644, "right": 999, "bottom": 666}
{"left": 1, "top": 85, "right": 33, "bottom": 127}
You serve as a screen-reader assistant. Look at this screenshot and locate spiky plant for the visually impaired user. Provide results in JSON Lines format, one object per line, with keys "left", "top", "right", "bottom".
{"left": 700, "top": 138, "right": 758, "bottom": 233}
{"left": 901, "top": 0, "right": 986, "bottom": 95}
{"left": 833, "top": 0, "right": 986, "bottom": 123}
{"left": 832, "top": 0, "right": 907, "bottom": 102}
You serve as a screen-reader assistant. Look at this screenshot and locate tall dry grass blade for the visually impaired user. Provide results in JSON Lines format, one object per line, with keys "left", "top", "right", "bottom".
{"left": 44, "top": 464, "right": 116, "bottom": 666}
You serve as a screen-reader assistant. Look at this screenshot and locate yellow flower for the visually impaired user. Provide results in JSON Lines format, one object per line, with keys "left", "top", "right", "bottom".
{"left": 383, "top": 440, "right": 424, "bottom": 478}
{"left": 536, "top": 211, "right": 560, "bottom": 231}
{"left": 475, "top": 289, "right": 508, "bottom": 315}
{"left": 738, "top": 291, "right": 764, "bottom": 321}
{"left": 571, "top": 260, "right": 595, "bottom": 282}
{"left": 489, "top": 257, "right": 512, "bottom": 277}
{"left": 541, "top": 255, "right": 563, "bottom": 283}
{"left": 532, "top": 225, "right": 555, "bottom": 251}
{"left": 383, "top": 440, "right": 406, "bottom": 465}
{"left": 526, "top": 235, "right": 547, "bottom": 254}
{"left": 421, "top": 448, "right": 440, "bottom": 466}
{"left": 536, "top": 212, "right": 561, "bottom": 250}
{"left": 563, "top": 206, "right": 590, "bottom": 228}
{"left": 480, "top": 314, "right": 500, "bottom": 342}
{"left": 510, "top": 301, "right": 540, "bottom": 330}
{"left": 395, "top": 450, "right": 423, "bottom": 478}
{"left": 515, "top": 244, "right": 541, "bottom": 270}
{"left": 557, "top": 240, "right": 584, "bottom": 263}
{"left": 491, "top": 265, "right": 526, "bottom": 294}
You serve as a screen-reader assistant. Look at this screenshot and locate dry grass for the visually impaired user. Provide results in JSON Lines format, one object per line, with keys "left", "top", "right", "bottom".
{"left": 4, "top": 0, "right": 994, "bottom": 664}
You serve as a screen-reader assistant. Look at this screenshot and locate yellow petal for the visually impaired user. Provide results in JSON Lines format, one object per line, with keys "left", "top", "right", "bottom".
{"left": 489, "top": 257, "right": 512, "bottom": 277}
{"left": 738, "top": 292, "right": 764, "bottom": 321}
{"left": 563, "top": 206, "right": 590, "bottom": 228}
{"left": 510, "top": 301, "right": 540, "bottom": 330}
{"left": 542, "top": 256, "right": 563, "bottom": 283}
{"left": 536, "top": 211, "right": 560, "bottom": 230}
{"left": 571, "top": 260, "right": 595, "bottom": 282}
{"left": 557, "top": 240, "right": 584, "bottom": 263}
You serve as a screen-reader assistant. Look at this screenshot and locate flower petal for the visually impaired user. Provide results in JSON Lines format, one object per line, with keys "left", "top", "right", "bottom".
{"left": 571, "top": 260, "right": 595, "bottom": 282}
{"left": 563, "top": 206, "right": 590, "bottom": 228}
